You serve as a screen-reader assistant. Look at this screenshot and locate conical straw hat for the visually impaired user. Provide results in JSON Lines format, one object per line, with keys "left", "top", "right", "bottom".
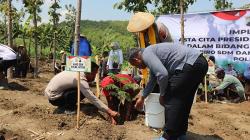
{"left": 127, "top": 12, "right": 155, "bottom": 33}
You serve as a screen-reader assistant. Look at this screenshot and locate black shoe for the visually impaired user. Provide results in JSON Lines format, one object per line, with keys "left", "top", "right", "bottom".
{"left": 53, "top": 106, "right": 66, "bottom": 114}
{"left": 64, "top": 109, "right": 76, "bottom": 115}
{"left": 0, "top": 134, "right": 5, "bottom": 140}
{"left": 64, "top": 106, "right": 76, "bottom": 115}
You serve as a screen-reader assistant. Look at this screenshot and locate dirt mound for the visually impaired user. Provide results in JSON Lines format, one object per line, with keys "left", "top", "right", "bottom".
{"left": 0, "top": 98, "right": 24, "bottom": 110}
{"left": 0, "top": 128, "right": 26, "bottom": 140}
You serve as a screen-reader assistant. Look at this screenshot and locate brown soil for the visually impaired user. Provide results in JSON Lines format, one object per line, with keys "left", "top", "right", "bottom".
{"left": 0, "top": 61, "right": 250, "bottom": 140}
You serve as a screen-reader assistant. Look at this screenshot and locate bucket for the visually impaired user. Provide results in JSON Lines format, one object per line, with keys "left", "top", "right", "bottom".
{"left": 144, "top": 93, "right": 165, "bottom": 128}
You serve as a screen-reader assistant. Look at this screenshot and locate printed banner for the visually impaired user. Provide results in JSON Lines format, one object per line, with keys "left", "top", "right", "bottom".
{"left": 65, "top": 56, "right": 91, "bottom": 72}
{"left": 157, "top": 9, "right": 250, "bottom": 74}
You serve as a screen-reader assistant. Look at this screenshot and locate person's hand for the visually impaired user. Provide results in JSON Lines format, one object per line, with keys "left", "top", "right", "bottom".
{"left": 107, "top": 109, "right": 119, "bottom": 118}
{"left": 135, "top": 95, "right": 145, "bottom": 111}
{"left": 159, "top": 95, "right": 165, "bottom": 106}
{"left": 212, "top": 88, "right": 218, "bottom": 93}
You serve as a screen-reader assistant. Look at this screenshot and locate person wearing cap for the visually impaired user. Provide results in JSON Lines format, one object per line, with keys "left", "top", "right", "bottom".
{"left": 60, "top": 50, "right": 67, "bottom": 71}
{"left": 213, "top": 68, "right": 246, "bottom": 102}
{"left": 44, "top": 61, "right": 119, "bottom": 120}
{"left": 107, "top": 42, "right": 123, "bottom": 73}
{"left": 16, "top": 45, "right": 30, "bottom": 78}
{"left": 128, "top": 43, "right": 208, "bottom": 140}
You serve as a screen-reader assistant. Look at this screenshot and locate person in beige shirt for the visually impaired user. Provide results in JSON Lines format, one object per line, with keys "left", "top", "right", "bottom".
{"left": 44, "top": 62, "right": 118, "bottom": 119}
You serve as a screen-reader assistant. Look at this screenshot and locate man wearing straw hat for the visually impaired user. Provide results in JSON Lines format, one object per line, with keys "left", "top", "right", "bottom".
{"left": 127, "top": 12, "right": 208, "bottom": 140}
{"left": 127, "top": 12, "right": 173, "bottom": 44}
{"left": 127, "top": 12, "right": 173, "bottom": 96}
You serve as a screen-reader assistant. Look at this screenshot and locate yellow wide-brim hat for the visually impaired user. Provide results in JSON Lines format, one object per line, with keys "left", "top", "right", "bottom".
{"left": 127, "top": 12, "right": 155, "bottom": 33}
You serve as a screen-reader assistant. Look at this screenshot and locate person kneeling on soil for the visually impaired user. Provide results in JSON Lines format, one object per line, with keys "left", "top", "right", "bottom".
{"left": 44, "top": 62, "right": 119, "bottom": 119}
{"left": 101, "top": 73, "right": 141, "bottom": 125}
{"left": 212, "top": 68, "right": 246, "bottom": 103}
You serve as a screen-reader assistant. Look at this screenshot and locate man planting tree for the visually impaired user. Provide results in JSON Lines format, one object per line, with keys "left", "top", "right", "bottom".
{"left": 44, "top": 62, "right": 119, "bottom": 121}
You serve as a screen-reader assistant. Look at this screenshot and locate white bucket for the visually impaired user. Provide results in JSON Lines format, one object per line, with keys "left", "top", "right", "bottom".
{"left": 144, "top": 93, "right": 165, "bottom": 128}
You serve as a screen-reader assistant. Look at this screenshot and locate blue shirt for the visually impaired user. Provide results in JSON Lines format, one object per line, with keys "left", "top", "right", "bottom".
{"left": 142, "top": 43, "right": 201, "bottom": 97}
{"left": 70, "top": 37, "right": 92, "bottom": 56}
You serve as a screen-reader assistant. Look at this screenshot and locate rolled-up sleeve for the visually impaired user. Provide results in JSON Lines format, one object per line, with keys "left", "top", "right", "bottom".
{"left": 80, "top": 80, "right": 109, "bottom": 112}
{"left": 142, "top": 50, "right": 168, "bottom": 97}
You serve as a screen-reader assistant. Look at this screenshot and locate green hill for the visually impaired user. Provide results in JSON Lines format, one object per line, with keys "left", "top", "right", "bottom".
{"left": 79, "top": 20, "right": 137, "bottom": 55}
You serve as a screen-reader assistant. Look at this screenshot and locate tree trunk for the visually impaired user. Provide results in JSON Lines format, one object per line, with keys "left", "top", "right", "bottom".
{"left": 7, "top": 0, "right": 13, "bottom": 48}
{"left": 7, "top": 0, "right": 13, "bottom": 79}
{"left": 4, "top": 16, "right": 7, "bottom": 44}
{"left": 180, "top": 0, "right": 184, "bottom": 45}
{"left": 53, "top": 31, "right": 56, "bottom": 74}
{"left": 28, "top": 37, "right": 31, "bottom": 57}
{"left": 33, "top": 12, "right": 39, "bottom": 78}
{"left": 22, "top": 34, "right": 26, "bottom": 48}
{"left": 222, "top": 0, "right": 226, "bottom": 10}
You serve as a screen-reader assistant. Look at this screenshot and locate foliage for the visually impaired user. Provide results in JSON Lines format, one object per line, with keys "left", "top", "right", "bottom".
{"left": 104, "top": 73, "right": 140, "bottom": 105}
{"left": 48, "top": 0, "right": 61, "bottom": 25}
{"left": 211, "top": 0, "right": 232, "bottom": 10}
{"left": 114, "top": 0, "right": 197, "bottom": 14}
{"left": 241, "top": 3, "right": 250, "bottom": 9}
{"left": 0, "top": 0, "right": 22, "bottom": 43}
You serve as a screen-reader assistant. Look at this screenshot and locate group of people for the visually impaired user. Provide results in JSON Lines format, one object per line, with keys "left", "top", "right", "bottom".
{"left": 205, "top": 55, "right": 248, "bottom": 103}
{"left": 43, "top": 11, "right": 249, "bottom": 140}
{"left": 44, "top": 12, "right": 209, "bottom": 140}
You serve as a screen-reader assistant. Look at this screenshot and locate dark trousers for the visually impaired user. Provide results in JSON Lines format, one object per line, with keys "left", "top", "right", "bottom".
{"left": 0, "top": 59, "right": 17, "bottom": 77}
{"left": 49, "top": 88, "right": 85, "bottom": 109}
{"left": 163, "top": 55, "right": 208, "bottom": 138}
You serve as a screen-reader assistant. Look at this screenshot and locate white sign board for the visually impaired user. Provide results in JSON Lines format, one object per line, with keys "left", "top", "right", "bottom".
{"left": 65, "top": 56, "right": 91, "bottom": 72}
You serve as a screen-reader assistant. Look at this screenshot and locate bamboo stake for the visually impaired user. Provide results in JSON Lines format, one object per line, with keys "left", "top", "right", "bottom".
{"left": 77, "top": 71, "right": 81, "bottom": 129}
{"left": 74, "top": 0, "right": 82, "bottom": 130}
{"left": 204, "top": 76, "right": 208, "bottom": 103}
{"left": 95, "top": 56, "right": 100, "bottom": 98}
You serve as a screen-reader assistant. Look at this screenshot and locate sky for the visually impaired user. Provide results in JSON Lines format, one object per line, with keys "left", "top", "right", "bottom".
{"left": 12, "top": 0, "right": 250, "bottom": 23}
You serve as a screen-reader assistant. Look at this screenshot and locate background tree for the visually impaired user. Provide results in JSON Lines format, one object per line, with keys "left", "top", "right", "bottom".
{"left": 48, "top": 0, "right": 61, "bottom": 73}
{"left": 23, "top": 0, "right": 43, "bottom": 78}
{"left": 64, "top": 4, "right": 76, "bottom": 50}
{"left": 212, "top": 0, "right": 232, "bottom": 10}
{"left": 37, "top": 23, "right": 53, "bottom": 57}
{"left": 114, "top": 0, "right": 196, "bottom": 14}
{"left": 0, "top": 0, "right": 8, "bottom": 44}
{"left": 12, "top": 8, "right": 25, "bottom": 44}
{"left": 241, "top": 3, "right": 250, "bottom": 9}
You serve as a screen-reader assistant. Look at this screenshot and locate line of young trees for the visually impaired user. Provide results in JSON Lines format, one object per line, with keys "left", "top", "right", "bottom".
{"left": 0, "top": 0, "right": 76, "bottom": 78}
